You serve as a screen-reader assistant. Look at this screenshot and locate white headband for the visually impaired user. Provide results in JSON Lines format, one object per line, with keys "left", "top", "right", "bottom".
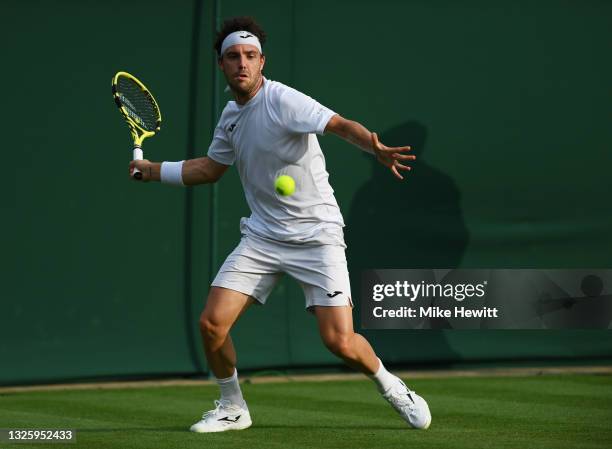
{"left": 220, "top": 30, "right": 262, "bottom": 56}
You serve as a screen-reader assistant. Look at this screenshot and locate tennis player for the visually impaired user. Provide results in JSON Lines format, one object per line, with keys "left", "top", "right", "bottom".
{"left": 130, "top": 16, "right": 431, "bottom": 432}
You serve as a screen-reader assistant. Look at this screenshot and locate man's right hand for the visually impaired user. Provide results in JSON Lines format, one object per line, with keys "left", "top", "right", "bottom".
{"left": 128, "top": 159, "right": 161, "bottom": 182}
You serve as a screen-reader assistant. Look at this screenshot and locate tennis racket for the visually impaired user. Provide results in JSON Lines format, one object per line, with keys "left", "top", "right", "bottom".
{"left": 111, "top": 71, "right": 161, "bottom": 180}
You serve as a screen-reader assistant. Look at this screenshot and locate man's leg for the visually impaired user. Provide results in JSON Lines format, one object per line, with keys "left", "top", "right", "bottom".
{"left": 312, "top": 305, "right": 378, "bottom": 374}
{"left": 190, "top": 286, "right": 254, "bottom": 433}
{"left": 199, "top": 286, "right": 254, "bottom": 379}
{"left": 313, "top": 305, "right": 432, "bottom": 430}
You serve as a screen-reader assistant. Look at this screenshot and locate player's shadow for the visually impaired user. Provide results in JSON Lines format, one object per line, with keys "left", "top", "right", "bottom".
{"left": 345, "top": 121, "right": 469, "bottom": 360}
{"left": 346, "top": 120, "right": 469, "bottom": 269}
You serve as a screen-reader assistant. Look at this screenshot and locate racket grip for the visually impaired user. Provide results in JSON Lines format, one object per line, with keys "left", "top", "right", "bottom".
{"left": 132, "top": 147, "right": 143, "bottom": 180}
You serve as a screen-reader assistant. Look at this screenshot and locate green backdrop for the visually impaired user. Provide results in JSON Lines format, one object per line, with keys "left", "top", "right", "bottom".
{"left": 2, "top": 0, "right": 611, "bottom": 385}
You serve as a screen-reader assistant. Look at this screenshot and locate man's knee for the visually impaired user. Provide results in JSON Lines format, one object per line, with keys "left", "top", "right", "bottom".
{"left": 322, "top": 332, "right": 354, "bottom": 358}
{"left": 199, "top": 312, "right": 230, "bottom": 344}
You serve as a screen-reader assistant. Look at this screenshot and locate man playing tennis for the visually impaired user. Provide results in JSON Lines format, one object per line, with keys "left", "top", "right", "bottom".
{"left": 130, "top": 16, "right": 431, "bottom": 432}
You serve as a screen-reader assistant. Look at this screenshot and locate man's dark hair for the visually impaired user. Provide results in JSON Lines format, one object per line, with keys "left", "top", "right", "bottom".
{"left": 214, "top": 16, "right": 267, "bottom": 58}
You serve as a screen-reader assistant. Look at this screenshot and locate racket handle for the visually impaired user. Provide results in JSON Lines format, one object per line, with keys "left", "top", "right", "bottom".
{"left": 132, "top": 147, "right": 143, "bottom": 180}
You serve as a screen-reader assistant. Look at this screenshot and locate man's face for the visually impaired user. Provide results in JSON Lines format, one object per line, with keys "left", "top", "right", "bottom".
{"left": 219, "top": 44, "right": 266, "bottom": 95}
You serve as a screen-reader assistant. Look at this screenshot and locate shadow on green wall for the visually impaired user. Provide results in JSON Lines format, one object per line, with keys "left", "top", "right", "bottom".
{"left": 345, "top": 121, "right": 469, "bottom": 362}
{"left": 346, "top": 120, "right": 469, "bottom": 269}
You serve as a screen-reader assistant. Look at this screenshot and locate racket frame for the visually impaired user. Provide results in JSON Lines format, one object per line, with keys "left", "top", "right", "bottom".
{"left": 111, "top": 71, "right": 162, "bottom": 179}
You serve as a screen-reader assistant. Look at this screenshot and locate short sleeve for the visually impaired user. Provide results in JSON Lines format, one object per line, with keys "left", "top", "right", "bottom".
{"left": 273, "top": 86, "right": 336, "bottom": 135}
{"left": 207, "top": 124, "right": 235, "bottom": 165}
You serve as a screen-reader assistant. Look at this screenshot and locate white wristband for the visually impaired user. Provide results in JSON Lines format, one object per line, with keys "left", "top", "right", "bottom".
{"left": 160, "top": 161, "right": 185, "bottom": 186}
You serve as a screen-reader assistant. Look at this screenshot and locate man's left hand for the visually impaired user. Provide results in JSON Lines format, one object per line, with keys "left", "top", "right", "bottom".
{"left": 371, "top": 132, "right": 416, "bottom": 180}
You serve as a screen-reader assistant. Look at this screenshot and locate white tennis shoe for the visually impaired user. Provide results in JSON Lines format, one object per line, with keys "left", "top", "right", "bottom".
{"left": 382, "top": 379, "right": 431, "bottom": 429}
{"left": 190, "top": 399, "right": 252, "bottom": 433}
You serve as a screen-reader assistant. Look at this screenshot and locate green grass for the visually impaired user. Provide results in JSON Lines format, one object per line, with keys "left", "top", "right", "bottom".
{"left": 1, "top": 375, "right": 611, "bottom": 449}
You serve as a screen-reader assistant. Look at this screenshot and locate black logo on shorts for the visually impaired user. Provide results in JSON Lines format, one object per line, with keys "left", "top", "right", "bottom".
{"left": 228, "top": 123, "right": 237, "bottom": 132}
{"left": 327, "top": 291, "right": 342, "bottom": 298}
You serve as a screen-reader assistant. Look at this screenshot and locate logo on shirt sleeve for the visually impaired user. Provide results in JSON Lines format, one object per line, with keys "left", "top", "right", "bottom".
{"left": 228, "top": 123, "right": 237, "bottom": 132}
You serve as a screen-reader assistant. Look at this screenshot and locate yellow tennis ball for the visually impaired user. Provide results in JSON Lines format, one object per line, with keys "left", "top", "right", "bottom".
{"left": 275, "top": 175, "right": 295, "bottom": 196}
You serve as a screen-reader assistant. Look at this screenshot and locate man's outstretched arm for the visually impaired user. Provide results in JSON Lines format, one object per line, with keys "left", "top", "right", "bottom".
{"left": 129, "top": 156, "right": 230, "bottom": 185}
{"left": 324, "top": 114, "right": 416, "bottom": 180}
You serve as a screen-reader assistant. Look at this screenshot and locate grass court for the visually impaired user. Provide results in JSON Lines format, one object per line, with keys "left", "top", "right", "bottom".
{"left": 1, "top": 374, "right": 611, "bottom": 449}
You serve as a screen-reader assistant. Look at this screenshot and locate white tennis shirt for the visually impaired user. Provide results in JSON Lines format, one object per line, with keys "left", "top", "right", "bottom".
{"left": 207, "top": 78, "right": 346, "bottom": 246}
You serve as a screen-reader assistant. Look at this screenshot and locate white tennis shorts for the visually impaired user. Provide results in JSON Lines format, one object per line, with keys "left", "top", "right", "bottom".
{"left": 211, "top": 233, "right": 353, "bottom": 310}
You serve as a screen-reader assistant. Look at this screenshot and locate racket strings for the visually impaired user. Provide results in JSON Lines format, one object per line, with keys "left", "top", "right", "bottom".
{"left": 116, "top": 77, "right": 159, "bottom": 132}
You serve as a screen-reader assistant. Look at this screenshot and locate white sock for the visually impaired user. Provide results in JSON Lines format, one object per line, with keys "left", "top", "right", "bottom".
{"left": 368, "top": 358, "right": 399, "bottom": 393}
{"left": 216, "top": 369, "right": 247, "bottom": 409}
